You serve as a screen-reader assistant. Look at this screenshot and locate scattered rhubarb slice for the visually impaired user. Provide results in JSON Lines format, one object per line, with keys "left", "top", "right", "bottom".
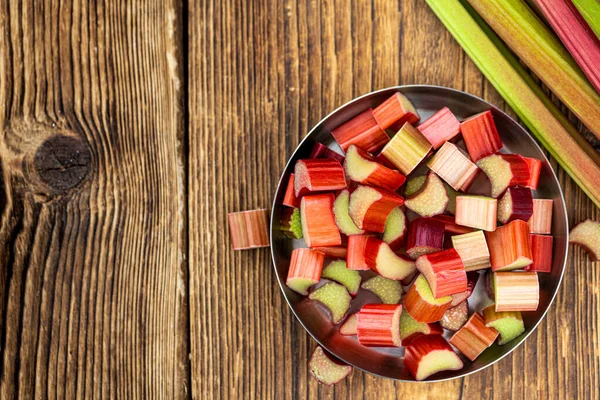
{"left": 431, "top": 215, "right": 474, "bottom": 235}
{"left": 301, "top": 194, "right": 342, "bottom": 247}
{"left": 322, "top": 260, "right": 362, "bottom": 296}
{"left": 347, "top": 235, "right": 371, "bottom": 270}
{"left": 427, "top": 142, "right": 479, "bottom": 191}
{"left": 227, "top": 209, "right": 270, "bottom": 250}
{"left": 280, "top": 208, "right": 303, "bottom": 239}
{"left": 406, "top": 217, "right": 445, "bottom": 259}
{"left": 455, "top": 195, "right": 497, "bottom": 231}
{"left": 372, "top": 92, "right": 420, "bottom": 130}
{"left": 569, "top": 219, "right": 600, "bottom": 261}
{"left": 309, "top": 142, "right": 345, "bottom": 163}
{"left": 331, "top": 109, "right": 390, "bottom": 153}
{"left": 523, "top": 157, "right": 542, "bottom": 190}
{"left": 493, "top": 272, "right": 539, "bottom": 312}
{"left": 486, "top": 220, "right": 533, "bottom": 271}
{"left": 404, "top": 175, "right": 427, "bottom": 196}
{"left": 340, "top": 313, "right": 358, "bottom": 335}
{"left": 452, "top": 231, "right": 490, "bottom": 271}
{"left": 364, "top": 238, "right": 416, "bottom": 280}
{"left": 482, "top": 305, "right": 525, "bottom": 345}
{"left": 313, "top": 246, "right": 348, "bottom": 259}
{"left": 399, "top": 311, "right": 443, "bottom": 345}
{"left": 309, "top": 346, "right": 352, "bottom": 385}
{"left": 404, "top": 275, "right": 453, "bottom": 323}
{"left": 333, "top": 189, "right": 365, "bottom": 235}
{"left": 348, "top": 185, "right": 404, "bottom": 233}
{"left": 460, "top": 110, "right": 503, "bottom": 162}
{"left": 405, "top": 172, "right": 449, "bottom": 217}
{"left": 450, "top": 271, "right": 480, "bottom": 306}
{"left": 476, "top": 154, "right": 530, "bottom": 198}
{"left": 417, "top": 107, "right": 461, "bottom": 149}
{"left": 286, "top": 248, "right": 325, "bottom": 295}
{"left": 527, "top": 234, "right": 553, "bottom": 273}
{"left": 450, "top": 312, "right": 499, "bottom": 361}
{"left": 282, "top": 174, "right": 301, "bottom": 208}
{"left": 439, "top": 300, "right": 468, "bottom": 331}
{"left": 361, "top": 275, "right": 402, "bottom": 304}
{"left": 357, "top": 304, "right": 403, "bottom": 347}
{"left": 380, "top": 123, "right": 432, "bottom": 175}
{"left": 416, "top": 249, "right": 467, "bottom": 298}
{"left": 528, "top": 199, "right": 553, "bottom": 234}
{"left": 309, "top": 282, "right": 352, "bottom": 323}
{"left": 497, "top": 187, "right": 533, "bottom": 224}
{"left": 344, "top": 145, "right": 406, "bottom": 192}
{"left": 404, "top": 335, "right": 464, "bottom": 381}
{"left": 382, "top": 207, "right": 407, "bottom": 251}
{"left": 294, "top": 159, "right": 347, "bottom": 197}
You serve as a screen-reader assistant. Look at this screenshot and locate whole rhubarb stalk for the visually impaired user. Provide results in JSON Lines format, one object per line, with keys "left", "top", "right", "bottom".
{"left": 572, "top": 0, "right": 600, "bottom": 41}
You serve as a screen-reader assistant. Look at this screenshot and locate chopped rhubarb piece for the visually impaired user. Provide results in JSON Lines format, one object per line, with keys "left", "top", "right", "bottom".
{"left": 404, "top": 275, "right": 453, "bottom": 323}
{"left": 523, "top": 157, "right": 542, "bottom": 190}
{"left": 440, "top": 300, "right": 468, "bottom": 331}
{"left": 357, "top": 304, "right": 403, "bottom": 347}
{"left": 364, "top": 237, "right": 416, "bottom": 280}
{"left": 450, "top": 313, "right": 499, "bottom": 361}
{"left": 460, "top": 110, "right": 503, "bottom": 162}
{"left": 427, "top": 142, "right": 479, "bottom": 191}
{"left": 282, "top": 174, "right": 301, "bottom": 208}
{"left": 406, "top": 217, "right": 445, "bottom": 259}
{"left": 348, "top": 185, "right": 404, "bottom": 233}
{"left": 309, "top": 346, "right": 352, "bottom": 385}
{"left": 431, "top": 215, "right": 475, "bottom": 235}
{"left": 455, "top": 195, "right": 497, "bottom": 231}
{"left": 493, "top": 272, "right": 539, "bottom": 312}
{"left": 309, "top": 142, "right": 345, "bottom": 163}
{"left": 280, "top": 207, "right": 303, "bottom": 239}
{"left": 294, "top": 159, "right": 347, "bottom": 197}
{"left": 321, "top": 260, "right": 362, "bottom": 296}
{"left": 497, "top": 187, "right": 533, "bottom": 224}
{"left": 452, "top": 231, "right": 490, "bottom": 271}
{"left": 417, "top": 107, "right": 461, "bottom": 149}
{"left": 404, "top": 175, "right": 427, "bottom": 196}
{"left": 331, "top": 109, "right": 390, "bottom": 153}
{"left": 313, "top": 246, "right": 348, "bottom": 259}
{"left": 286, "top": 248, "right": 325, "bottom": 295}
{"left": 333, "top": 189, "right": 365, "bottom": 235}
{"left": 346, "top": 235, "right": 371, "bottom": 270}
{"left": 528, "top": 199, "right": 553, "bottom": 234}
{"left": 361, "top": 275, "right": 402, "bottom": 304}
{"left": 399, "top": 311, "right": 443, "bottom": 345}
{"left": 569, "top": 219, "right": 600, "bottom": 261}
{"left": 309, "top": 282, "right": 352, "bottom": 323}
{"left": 482, "top": 305, "right": 525, "bottom": 345}
{"left": 344, "top": 145, "right": 406, "bottom": 191}
{"left": 340, "top": 313, "right": 358, "bottom": 335}
{"left": 382, "top": 207, "right": 407, "bottom": 251}
{"left": 404, "top": 335, "right": 463, "bottom": 381}
{"left": 450, "top": 272, "right": 479, "bottom": 306}
{"left": 416, "top": 249, "right": 467, "bottom": 298}
{"left": 380, "top": 123, "right": 432, "bottom": 175}
{"left": 405, "top": 172, "right": 449, "bottom": 217}
{"left": 486, "top": 220, "right": 533, "bottom": 271}
{"left": 227, "top": 209, "right": 270, "bottom": 250}
{"left": 476, "top": 154, "right": 530, "bottom": 198}
{"left": 527, "top": 235, "right": 553, "bottom": 273}
{"left": 301, "top": 194, "right": 342, "bottom": 247}
{"left": 372, "top": 92, "right": 420, "bottom": 130}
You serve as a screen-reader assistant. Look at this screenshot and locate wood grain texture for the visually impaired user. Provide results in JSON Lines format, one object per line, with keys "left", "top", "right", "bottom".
{"left": 191, "top": 0, "right": 599, "bottom": 399}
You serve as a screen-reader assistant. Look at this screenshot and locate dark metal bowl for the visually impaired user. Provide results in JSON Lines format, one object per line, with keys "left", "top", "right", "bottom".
{"left": 270, "top": 85, "right": 568, "bottom": 382}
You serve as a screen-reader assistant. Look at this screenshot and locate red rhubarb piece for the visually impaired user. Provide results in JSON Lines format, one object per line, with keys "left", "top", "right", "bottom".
{"left": 294, "top": 159, "right": 347, "bottom": 197}
{"left": 527, "top": 234, "right": 553, "bottom": 273}
{"left": 569, "top": 219, "right": 600, "bottom": 261}
{"left": 227, "top": 209, "right": 270, "bottom": 250}
{"left": 346, "top": 235, "right": 371, "bottom": 270}
{"left": 477, "top": 154, "right": 530, "bottom": 198}
{"left": 399, "top": 311, "right": 443, "bottom": 345}
{"left": 405, "top": 172, "right": 449, "bottom": 217}
{"left": 380, "top": 123, "right": 432, "bottom": 175}
{"left": 450, "top": 312, "right": 499, "bottom": 361}
{"left": 497, "top": 187, "right": 533, "bottom": 224}
{"left": 282, "top": 174, "right": 301, "bottom": 208}
{"left": 460, "top": 110, "right": 503, "bottom": 162}
{"left": 348, "top": 185, "right": 404, "bottom": 233}
{"left": 455, "top": 195, "right": 497, "bottom": 232}
{"left": 406, "top": 217, "right": 445, "bottom": 260}
{"left": 340, "top": 313, "right": 358, "bottom": 335}
{"left": 382, "top": 207, "right": 407, "bottom": 251}
{"left": 344, "top": 145, "right": 406, "bottom": 191}
{"left": 416, "top": 249, "right": 467, "bottom": 298}
{"left": 309, "top": 142, "right": 345, "bottom": 163}
{"left": 431, "top": 215, "right": 475, "bottom": 235}
{"left": 493, "top": 272, "right": 539, "bottom": 312}
{"left": 417, "top": 107, "right": 461, "bottom": 149}
{"left": 486, "top": 220, "right": 533, "bottom": 271}
{"left": 404, "top": 275, "right": 452, "bottom": 323}
{"left": 528, "top": 199, "right": 553, "bottom": 234}
{"left": 364, "top": 237, "right": 416, "bottom": 280}
{"left": 312, "top": 246, "right": 348, "bottom": 259}
{"left": 286, "top": 248, "right": 325, "bottom": 295}
{"left": 427, "top": 142, "right": 479, "bottom": 192}
{"left": 331, "top": 109, "right": 390, "bottom": 153}
{"left": 372, "top": 92, "right": 420, "bottom": 130}
{"left": 450, "top": 271, "right": 480, "bottom": 306}
{"left": 301, "top": 194, "right": 342, "bottom": 247}
{"left": 439, "top": 300, "right": 468, "bottom": 331}
{"left": 404, "top": 335, "right": 463, "bottom": 381}
{"left": 356, "top": 304, "right": 403, "bottom": 347}
{"left": 523, "top": 157, "right": 542, "bottom": 190}
{"left": 309, "top": 346, "right": 352, "bottom": 385}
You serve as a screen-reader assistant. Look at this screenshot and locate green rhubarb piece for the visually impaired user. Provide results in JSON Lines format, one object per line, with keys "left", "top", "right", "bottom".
{"left": 309, "top": 282, "right": 352, "bottom": 324}
{"left": 404, "top": 175, "right": 427, "bottom": 196}
{"left": 382, "top": 207, "right": 406, "bottom": 246}
{"left": 333, "top": 189, "right": 364, "bottom": 235}
{"left": 321, "top": 260, "right": 362, "bottom": 296}
{"left": 482, "top": 305, "right": 525, "bottom": 345}
{"left": 361, "top": 276, "right": 402, "bottom": 304}
{"left": 309, "top": 346, "right": 352, "bottom": 385}
{"left": 405, "top": 173, "right": 449, "bottom": 217}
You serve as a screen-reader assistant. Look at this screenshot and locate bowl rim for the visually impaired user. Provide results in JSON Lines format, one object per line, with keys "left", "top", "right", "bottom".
{"left": 269, "top": 84, "right": 569, "bottom": 382}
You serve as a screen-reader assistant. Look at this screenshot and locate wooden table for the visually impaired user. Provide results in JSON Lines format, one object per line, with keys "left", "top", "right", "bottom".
{"left": 1, "top": 0, "right": 598, "bottom": 399}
